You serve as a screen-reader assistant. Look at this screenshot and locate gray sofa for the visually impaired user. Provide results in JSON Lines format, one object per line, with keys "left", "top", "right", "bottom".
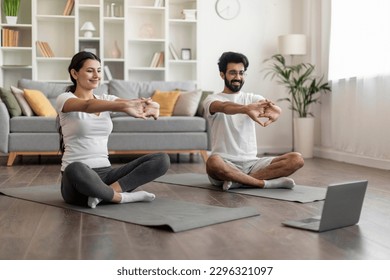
{"left": 0, "top": 79, "right": 209, "bottom": 166}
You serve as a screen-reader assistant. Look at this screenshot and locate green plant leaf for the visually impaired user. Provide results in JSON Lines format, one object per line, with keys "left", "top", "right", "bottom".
{"left": 3, "top": 0, "right": 20, "bottom": 17}
{"left": 263, "top": 54, "right": 331, "bottom": 117}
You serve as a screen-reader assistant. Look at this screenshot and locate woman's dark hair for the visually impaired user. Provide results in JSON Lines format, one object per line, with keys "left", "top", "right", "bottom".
{"left": 218, "top": 51, "right": 249, "bottom": 74}
{"left": 58, "top": 51, "right": 101, "bottom": 154}
{"left": 66, "top": 51, "right": 101, "bottom": 93}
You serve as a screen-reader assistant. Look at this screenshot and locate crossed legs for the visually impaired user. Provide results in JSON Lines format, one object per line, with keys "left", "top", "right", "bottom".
{"left": 206, "top": 152, "right": 304, "bottom": 189}
{"left": 61, "top": 153, "right": 170, "bottom": 208}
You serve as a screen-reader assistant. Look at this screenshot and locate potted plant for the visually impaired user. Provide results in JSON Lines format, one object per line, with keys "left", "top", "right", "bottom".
{"left": 3, "top": 0, "right": 20, "bottom": 24}
{"left": 264, "top": 54, "right": 331, "bottom": 158}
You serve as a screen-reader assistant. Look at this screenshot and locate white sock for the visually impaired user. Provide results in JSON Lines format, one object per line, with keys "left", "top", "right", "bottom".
{"left": 263, "top": 177, "right": 295, "bottom": 189}
{"left": 222, "top": 181, "right": 242, "bottom": 191}
{"left": 88, "top": 197, "right": 102, "bottom": 209}
{"left": 120, "top": 191, "right": 156, "bottom": 203}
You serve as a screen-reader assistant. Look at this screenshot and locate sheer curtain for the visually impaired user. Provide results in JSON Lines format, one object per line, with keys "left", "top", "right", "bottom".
{"left": 316, "top": 0, "right": 390, "bottom": 169}
{"left": 329, "top": 0, "right": 390, "bottom": 80}
{"left": 329, "top": 77, "right": 390, "bottom": 160}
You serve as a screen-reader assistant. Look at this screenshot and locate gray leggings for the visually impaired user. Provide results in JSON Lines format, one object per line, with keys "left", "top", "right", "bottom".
{"left": 61, "top": 153, "right": 170, "bottom": 207}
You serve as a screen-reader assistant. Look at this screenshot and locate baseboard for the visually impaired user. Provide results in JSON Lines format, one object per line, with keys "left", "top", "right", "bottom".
{"left": 314, "top": 147, "right": 390, "bottom": 170}
{"left": 258, "top": 146, "right": 390, "bottom": 170}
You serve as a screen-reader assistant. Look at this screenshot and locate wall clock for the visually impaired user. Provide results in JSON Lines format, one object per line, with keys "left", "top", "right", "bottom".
{"left": 215, "top": 0, "right": 241, "bottom": 20}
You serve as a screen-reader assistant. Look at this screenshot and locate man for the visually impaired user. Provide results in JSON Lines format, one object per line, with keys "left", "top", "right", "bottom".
{"left": 203, "top": 51, "right": 304, "bottom": 190}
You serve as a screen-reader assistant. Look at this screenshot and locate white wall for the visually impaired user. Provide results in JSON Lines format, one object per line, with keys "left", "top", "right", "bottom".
{"left": 197, "top": 0, "right": 304, "bottom": 154}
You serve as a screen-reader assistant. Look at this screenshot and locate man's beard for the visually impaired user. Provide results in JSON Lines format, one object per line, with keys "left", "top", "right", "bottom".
{"left": 225, "top": 78, "right": 244, "bottom": 93}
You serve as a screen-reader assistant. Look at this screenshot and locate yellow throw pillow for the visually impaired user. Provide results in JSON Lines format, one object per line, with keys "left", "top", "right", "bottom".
{"left": 23, "top": 89, "right": 57, "bottom": 117}
{"left": 151, "top": 90, "right": 181, "bottom": 116}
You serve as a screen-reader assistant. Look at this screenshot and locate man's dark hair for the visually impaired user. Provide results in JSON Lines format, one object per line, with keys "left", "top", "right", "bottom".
{"left": 218, "top": 52, "right": 249, "bottom": 73}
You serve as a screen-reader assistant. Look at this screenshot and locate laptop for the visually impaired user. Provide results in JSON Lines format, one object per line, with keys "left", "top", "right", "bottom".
{"left": 282, "top": 180, "right": 368, "bottom": 232}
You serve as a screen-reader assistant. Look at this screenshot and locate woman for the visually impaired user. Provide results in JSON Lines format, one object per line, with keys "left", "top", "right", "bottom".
{"left": 56, "top": 51, "right": 170, "bottom": 208}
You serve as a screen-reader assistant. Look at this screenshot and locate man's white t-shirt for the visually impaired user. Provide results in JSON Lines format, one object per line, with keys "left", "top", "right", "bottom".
{"left": 56, "top": 92, "right": 118, "bottom": 171}
{"left": 203, "top": 91, "right": 265, "bottom": 162}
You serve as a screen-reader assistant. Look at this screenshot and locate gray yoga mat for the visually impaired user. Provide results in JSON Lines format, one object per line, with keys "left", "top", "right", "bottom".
{"left": 0, "top": 185, "right": 259, "bottom": 232}
{"left": 155, "top": 173, "right": 326, "bottom": 203}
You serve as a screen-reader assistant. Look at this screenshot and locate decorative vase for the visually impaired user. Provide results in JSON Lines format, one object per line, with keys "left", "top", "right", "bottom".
{"left": 6, "top": 16, "right": 17, "bottom": 25}
{"left": 111, "top": 40, "right": 121, "bottom": 58}
{"left": 294, "top": 117, "right": 315, "bottom": 158}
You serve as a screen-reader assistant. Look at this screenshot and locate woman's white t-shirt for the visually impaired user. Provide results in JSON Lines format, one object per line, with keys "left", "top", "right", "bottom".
{"left": 203, "top": 91, "right": 265, "bottom": 162}
{"left": 56, "top": 92, "right": 118, "bottom": 171}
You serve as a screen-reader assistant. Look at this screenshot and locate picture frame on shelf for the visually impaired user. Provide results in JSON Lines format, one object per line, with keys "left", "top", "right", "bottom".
{"left": 181, "top": 48, "right": 191, "bottom": 60}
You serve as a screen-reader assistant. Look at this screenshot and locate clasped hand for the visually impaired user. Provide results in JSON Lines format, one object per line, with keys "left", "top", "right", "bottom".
{"left": 123, "top": 98, "right": 160, "bottom": 120}
{"left": 247, "top": 99, "right": 281, "bottom": 127}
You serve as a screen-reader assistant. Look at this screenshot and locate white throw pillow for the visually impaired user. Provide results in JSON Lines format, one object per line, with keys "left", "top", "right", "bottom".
{"left": 11, "top": 86, "right": 35, "bottom": 116}
{"left": 173, "top": 89, "right": 202, "bottom": 116}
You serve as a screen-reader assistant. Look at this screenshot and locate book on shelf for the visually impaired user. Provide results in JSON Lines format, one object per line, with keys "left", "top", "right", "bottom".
{"left": 43, "top": 42, "right": 55, "bottom": 57}
{"left": 36, "top": 41, "right": 54, "bottom": 57}
{"left": 150, "top": 52, "right": 164, "bottom": 68}
{"left": 149, "top": 52, "right": 160, "bottom": 67}
{"left": 36, "top": 41, "right": 47, "bottom": 57}
{"left": 156, "top": 52, "right": 164, "bottom": 67}
{"left": 154, "top": 0, "right": 164, "bottom": 7}
{"left": 63, "top": 0, "right": 75, "bottom": 16}
{"left": 169, "top": 43, "right": 179, "bottom": 60}
{"left": 104, "top": 65, "right": 113, "bottom": 81}
{"left": 1, "top": 28, "right": 19, "bottom": 47}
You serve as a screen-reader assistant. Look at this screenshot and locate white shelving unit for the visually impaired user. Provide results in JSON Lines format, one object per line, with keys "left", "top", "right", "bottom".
{"left": 0, "top": 0, "right": 33, "bottom": 88}
{"left": 0, "top": 0, "right": 198, "bottom": 87}
{"left": 168, "top": 0, "right": 197, "bottom": 81}
{"left": 126, "top": 1, "right": 166, "bottom": 81}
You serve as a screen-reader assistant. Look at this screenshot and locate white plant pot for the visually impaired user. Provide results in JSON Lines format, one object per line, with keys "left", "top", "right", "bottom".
{"left": 294, "top": 117, "right": 315, "bottom": 158}
{"left": 6, "top": 16, "right": 18, "bottom": 25}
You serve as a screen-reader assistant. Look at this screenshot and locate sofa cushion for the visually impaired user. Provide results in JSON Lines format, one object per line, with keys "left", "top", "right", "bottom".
{"left": 173, "top": 89, "right": 202, "bottom": 116}
{"left": 24, "top": 89, "right": 57, "bottom": 117}
{"left": 18, "top": 79, "right": 108, "bottom": 106}
{"left": 18, "top": 79, "right": 69, "bottom": 106}
{"left": 151, "top": 90, "right": 180, "bottom": 116}
{"left": 112, "top": 116, "right": 206, "bottom": 133}
{"left": 196, "top": 91, "right": 214, "bottom": 116}
{"left": 0, "top": 87, "right": 22, "bottom": 117}
{"left": 108, "top": 132, "right": 208, "bottom": 151}
{"left": 11, "top": 86, "right": 35, "bottom": 116}
{"left": 10, "top": 116, "right": 57, "bottom": 133}
{"left": 108, "top": 79, "right": 139, "bottom": 99}
{"left": 0, "top": 101, "right": 9, "bottom": 153}
{"left": 108, "top": 80, "right": 196, "bottom": 99}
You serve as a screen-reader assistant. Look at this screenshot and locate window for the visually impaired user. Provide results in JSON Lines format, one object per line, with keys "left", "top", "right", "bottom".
{"left": 328, "top": 0, "right": 390, "bottom": 80}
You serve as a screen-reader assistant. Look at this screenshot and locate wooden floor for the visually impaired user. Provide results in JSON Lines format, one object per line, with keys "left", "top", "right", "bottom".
{"left": 0, "top": 154, "right": 389, "bottom": 260}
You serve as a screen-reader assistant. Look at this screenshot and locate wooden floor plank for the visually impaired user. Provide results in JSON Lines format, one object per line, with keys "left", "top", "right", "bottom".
{"left": 0, "top": 198, "right": 46, "bottom": 259}
{"left": 1, "top": 155, "right": 390, "bottom": 259}
{"left": 24, "top": 207, "right": 82, "bottom": 259}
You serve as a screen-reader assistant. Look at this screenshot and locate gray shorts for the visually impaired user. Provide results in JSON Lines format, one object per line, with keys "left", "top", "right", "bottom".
{"left": 208, "top": 157, "right": 275, "bottom": 187}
